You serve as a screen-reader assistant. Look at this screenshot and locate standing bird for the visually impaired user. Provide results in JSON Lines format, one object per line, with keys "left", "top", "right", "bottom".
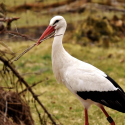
{"left": 36, "top": 16, "right": 125, "bottom": 125}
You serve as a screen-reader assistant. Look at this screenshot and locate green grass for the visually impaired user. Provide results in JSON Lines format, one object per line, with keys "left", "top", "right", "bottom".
{"left": 1, "top": 0, "right": 125, "bottom": 124}
{"left": 3, "top": 39, "right": 125, "bottom": 125}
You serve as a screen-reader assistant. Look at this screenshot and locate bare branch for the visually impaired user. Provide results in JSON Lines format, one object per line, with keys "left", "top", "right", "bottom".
{"left": 0, "top": 17, "right": 20, "bottom": 22}
{"left": 34, "top": 101, "right": 43, "bottom": 125}
{"left": 0, "top": 56, "right": 57, "bottom": 125}
{"left": 11, "top": 32, "right": 64, "bottom": 63}
{"left": 11, "top": 43, "right": 36, "bottom": 63}
{"left": 19, "top": 78, "right": 48, "bottom": 95}
{"left": 5, "top": 30, "right": 36, "bottom": 42}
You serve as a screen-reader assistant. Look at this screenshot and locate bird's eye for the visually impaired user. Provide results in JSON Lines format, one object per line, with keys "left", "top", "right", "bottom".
{"left": 53, "top": 20, "right": 59, "bottom": 25}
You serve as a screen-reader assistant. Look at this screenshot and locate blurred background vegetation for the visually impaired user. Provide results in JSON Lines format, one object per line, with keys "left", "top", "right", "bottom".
{"left": 1, "top": 0, "right": 125, "bottom": 125}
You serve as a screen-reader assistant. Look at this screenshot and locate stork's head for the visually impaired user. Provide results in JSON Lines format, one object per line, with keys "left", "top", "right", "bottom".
{"left": 36, "top": 16, "right": 67, "bottom": 45}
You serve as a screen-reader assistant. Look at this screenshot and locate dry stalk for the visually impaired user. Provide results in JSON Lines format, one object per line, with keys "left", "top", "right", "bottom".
{"left": 4, "top": 101, "right": 8, "bottom": 122}
{"left": 12, "top": 31, "right": 55, "bottom": 63}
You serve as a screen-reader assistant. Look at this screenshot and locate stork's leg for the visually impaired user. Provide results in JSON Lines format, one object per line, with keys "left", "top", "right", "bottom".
{"left": 100, "top": 106, "right": 115, "bottom": 125}
{"left": 84, "top": 108, "right": 89, "bottom": 125}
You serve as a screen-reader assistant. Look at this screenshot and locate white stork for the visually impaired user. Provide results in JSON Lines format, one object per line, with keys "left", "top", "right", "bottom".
{"left": 36, "top": 16, "right": 125, "bottom": 125}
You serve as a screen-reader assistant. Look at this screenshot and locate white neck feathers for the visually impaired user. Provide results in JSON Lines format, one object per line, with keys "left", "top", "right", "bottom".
{"left": 52, "top": 26, "right": 66, "bottom": 56}
{"left": 52, "top": 26, "right": 71, "bottom": 83}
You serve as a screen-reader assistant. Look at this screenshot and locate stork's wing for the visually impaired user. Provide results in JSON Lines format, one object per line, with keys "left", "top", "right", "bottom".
{"left": 106, "top": 75, "right": 124, "bottom": 92}
{"left": 77, "top": 89, "right": 125, "bottom": 113}
{"left": 65, "top": 66, "right": 125, "bottom": 113}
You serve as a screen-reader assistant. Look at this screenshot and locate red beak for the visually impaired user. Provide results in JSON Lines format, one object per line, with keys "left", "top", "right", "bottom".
{"left": 36, "top": 25, "right": 55, "bottom": 45}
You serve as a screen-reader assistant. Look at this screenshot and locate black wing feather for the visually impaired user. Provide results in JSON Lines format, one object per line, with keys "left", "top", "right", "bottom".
{"left": 106, "top": 75, "right": 124, "bottom": 92}
{"left": 77, "top": 89, "right": 125, "bottom": 113}
{"left": 77, "top": 74, "right": 125, "bottom": 112}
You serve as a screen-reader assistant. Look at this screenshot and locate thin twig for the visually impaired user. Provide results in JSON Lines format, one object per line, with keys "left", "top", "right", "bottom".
{"left": 5, "top": 30, "right": 36, "bottom": 42}
{"left": 19, "top": 78, "right": 48, "bottom": 95}
{"left": 0, "top": 87, "right": 14, "bottom": 89}
{"left": 4, "top": 101, "right": 8, "bottom": 122}
{"left": 14, "top": 24, "right": 19, "bottom": 33}
{"left": 14, "top": 31, "right": 55, "bottom": 62}
{"left": 1, "top": 42, "right": 14, "bottom": 53}
{"left": 12, "top": 43, "right": 36, "bottom": 62}
{"left": 34, "top": 101, "right": 43, "bottom": 125}
{"left": 12, "top": 32, "right": 63, "bottom": 63}
{"left": 36, "top": 91, "right": 46, "bottom": 97}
